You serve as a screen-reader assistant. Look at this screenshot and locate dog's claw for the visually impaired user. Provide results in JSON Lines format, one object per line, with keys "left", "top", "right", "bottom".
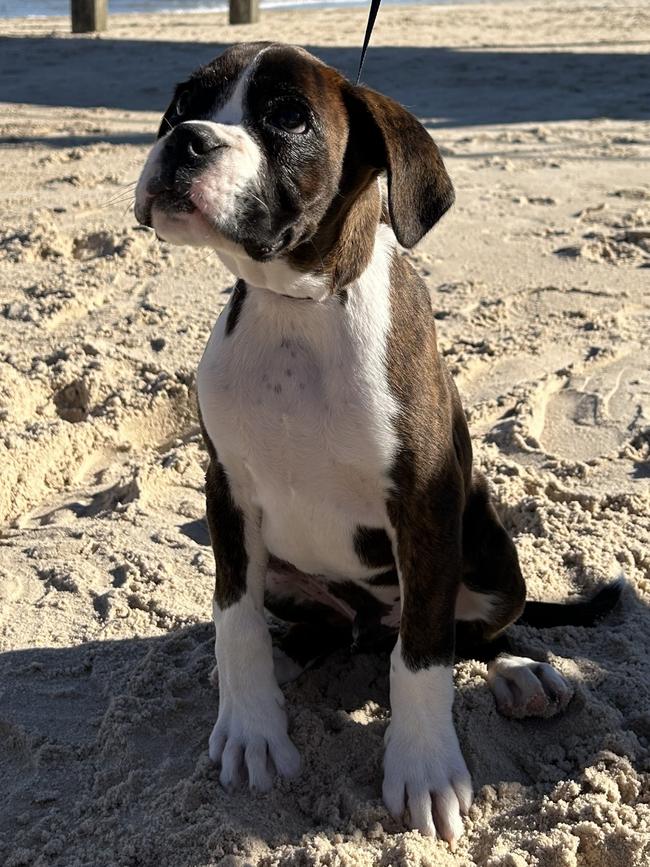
{"left": 209, "top": 705, "right": 300, "bottom": 790}
{"left": 383, "top": 727, "right": 472, "bottom": 844}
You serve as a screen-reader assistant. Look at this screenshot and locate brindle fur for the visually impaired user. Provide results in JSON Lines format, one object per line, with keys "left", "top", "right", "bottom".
{"left": 385, "top": 251, "right": 525, "bottom": 670}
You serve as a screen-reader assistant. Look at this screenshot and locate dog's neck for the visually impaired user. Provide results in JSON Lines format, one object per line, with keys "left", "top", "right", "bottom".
{"left": 238, "top": 222, "right": 396, "bottom": 321}
{"left": 288, "top": 174, "right": 383, "bottom": 294}
{"left": 215, "top": 243, "right": 331, "bottom": 301}
{"left": 215, "top": 178, "right": 384, "bottom": 302}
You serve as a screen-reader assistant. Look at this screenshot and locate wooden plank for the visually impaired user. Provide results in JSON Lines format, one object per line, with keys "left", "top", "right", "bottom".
{"left": 71, "top": 0, "right": 108, "bottom": 33}
{"left": 229, "top": 0, "right": 259, "bottom": 25}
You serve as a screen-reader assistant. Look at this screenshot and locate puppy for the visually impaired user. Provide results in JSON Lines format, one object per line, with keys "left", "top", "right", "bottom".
{"left": 135, "top": 42, "right": 620, "bottom": 845}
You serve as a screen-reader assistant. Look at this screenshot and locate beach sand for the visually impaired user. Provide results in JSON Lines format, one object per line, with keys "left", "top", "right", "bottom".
{"left": 1, "top": 2, "right": 649, "bottom": 864}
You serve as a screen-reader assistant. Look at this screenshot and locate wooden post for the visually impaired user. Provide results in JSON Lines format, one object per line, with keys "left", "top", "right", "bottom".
{"left": 71, "top": 0, "right": 108, "bottom": 33}
{"left": 229, "top": 0, "right": 259, "bottom": 25}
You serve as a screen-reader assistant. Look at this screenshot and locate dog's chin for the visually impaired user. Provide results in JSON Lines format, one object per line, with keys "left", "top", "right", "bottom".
{"left": 149, "top": 205, "right": 224, "bottom": 248}
{"left": 147, "top": 201, "right": 288, "bottom": 262}
{"left": 144, "top": 200, "right": 326, "bottom": 299}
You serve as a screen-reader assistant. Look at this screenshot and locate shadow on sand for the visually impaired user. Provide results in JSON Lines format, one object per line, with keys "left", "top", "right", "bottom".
{"left": 1, "top": 584, "right": 646, "bottom": 865}
{"left": 1, "top": 35, "right": 649, "bottom": 147}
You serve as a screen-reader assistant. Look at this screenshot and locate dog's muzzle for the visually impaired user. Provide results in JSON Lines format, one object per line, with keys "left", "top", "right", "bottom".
{"left": 163, "top": 123, "right": 227, "bottom": 174}
{"left": 136, "top": 123, "right": 227, "bottom": 227}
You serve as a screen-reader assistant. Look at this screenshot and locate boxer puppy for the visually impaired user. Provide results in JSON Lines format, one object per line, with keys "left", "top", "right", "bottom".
{"left": 135, "top": 42, "right": 621, "bottom": 845}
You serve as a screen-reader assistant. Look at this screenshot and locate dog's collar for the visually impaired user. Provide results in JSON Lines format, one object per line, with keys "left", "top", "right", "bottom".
{"left": 279, "top": 293, "right": 314, "bottom": 301}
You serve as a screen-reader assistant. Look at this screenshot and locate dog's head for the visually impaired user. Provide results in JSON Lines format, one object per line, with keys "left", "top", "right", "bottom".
{"left": 135, "top": 42, "right": 453, "bottom": 297}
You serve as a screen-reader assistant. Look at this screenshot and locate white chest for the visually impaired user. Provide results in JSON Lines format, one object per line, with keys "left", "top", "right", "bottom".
{"left": 197, "top": 228, "right": 399, "bottom": 578}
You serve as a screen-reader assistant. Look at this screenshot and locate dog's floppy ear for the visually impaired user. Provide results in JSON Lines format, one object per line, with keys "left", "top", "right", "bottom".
{"left": 344, "top": 84, "right": 454, "bottom": 248}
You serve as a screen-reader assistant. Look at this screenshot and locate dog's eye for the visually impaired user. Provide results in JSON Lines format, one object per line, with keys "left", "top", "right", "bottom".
{"left": 268, "top": 104, "right": 309, "bottom": 135}
{"left": 175, "top": 91, "right": 191, "bottom": 117}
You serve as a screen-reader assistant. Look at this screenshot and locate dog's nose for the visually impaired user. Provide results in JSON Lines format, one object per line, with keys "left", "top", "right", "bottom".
{"left": 168, "top": 123, "right": 224, "bottom": 167}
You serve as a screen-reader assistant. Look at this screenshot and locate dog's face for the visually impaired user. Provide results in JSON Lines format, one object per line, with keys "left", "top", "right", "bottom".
{"left": 135, "top": 42, "right": 453, "bottom": 296}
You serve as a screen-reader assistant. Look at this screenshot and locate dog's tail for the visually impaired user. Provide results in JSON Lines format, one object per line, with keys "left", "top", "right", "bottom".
{"left": 517, "top": 577, "right": 624, "bottom": 629}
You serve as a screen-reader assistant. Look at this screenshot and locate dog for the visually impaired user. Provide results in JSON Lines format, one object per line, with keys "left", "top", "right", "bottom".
{"left": 134, "top": 42, "right": 621, "bottom": 845}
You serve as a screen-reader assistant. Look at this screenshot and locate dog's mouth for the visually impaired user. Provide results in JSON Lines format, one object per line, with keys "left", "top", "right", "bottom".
{"left": 135, "top": 173, "right": 200, "bottom": 228}
{"left": 136, "top": 176, "right": 295, "bottom": 262}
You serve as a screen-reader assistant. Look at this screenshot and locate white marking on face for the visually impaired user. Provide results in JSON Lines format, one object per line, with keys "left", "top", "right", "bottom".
{"left": 382, "top": 641, "right": 473, "bottom": 842}
{"left": 186, "top": 119, "right": 262, "bottom": 224}
{"left": 210, "top": 65, "right": 250, "bottom": 126}
{"left": 210, "top": 44, "right": 274, "bottom": 126}
{"left": 135, "top": 45, "right": 338, "bottom": 297}
{"left": 197, "top": 224, "right": 400, "bottom": 580}
{"left": 133, "top": 136, "right": 165, "bottom": 224}
{"left": 134, "top": 53, "right": 264, "bottom": 250}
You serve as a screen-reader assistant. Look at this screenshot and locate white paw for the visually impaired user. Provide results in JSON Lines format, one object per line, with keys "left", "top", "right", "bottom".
{"left": 208, "top": 697, "right": 300, "bottom": 791}
{"left": 382, "top": 719, "right": 473, "bottom": 845}
{"left": 488, "top": 654, "right": 573, "bottom": 718}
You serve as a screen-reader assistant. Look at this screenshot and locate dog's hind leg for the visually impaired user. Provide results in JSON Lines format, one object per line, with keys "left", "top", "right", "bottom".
{"left": 264, "top": 559, "right": 356, "bottom": 683}
{"left": 455, "top": 473, "right": 574, "bottom": 718}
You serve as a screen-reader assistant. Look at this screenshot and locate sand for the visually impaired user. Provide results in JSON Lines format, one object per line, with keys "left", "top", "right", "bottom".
{"left": 1, "top": 2, "right": 649, "bottom": 865}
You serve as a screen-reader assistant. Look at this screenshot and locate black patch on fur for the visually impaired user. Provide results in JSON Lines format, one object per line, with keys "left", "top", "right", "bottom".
{"left": 225, "top": 280, "right": 247, "bottom": 336}
{"left": 353, "top": 526, "right": 394, "bottom": 570}
{"left": 461, "top": 472, "right": 526, "bottom": 638}
{"left": 204, "top": 459, "right": 248, "bottom": 609}
{"left": 198, "top": 408, "right": 248, "bottom": 610}
{"left": 384, "top": 254, "right": 465, "bottom": 672}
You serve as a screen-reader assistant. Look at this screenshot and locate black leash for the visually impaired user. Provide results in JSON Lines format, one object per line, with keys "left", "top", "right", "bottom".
{"left": 356, "top": 0, "right": 382, "bottom": 84}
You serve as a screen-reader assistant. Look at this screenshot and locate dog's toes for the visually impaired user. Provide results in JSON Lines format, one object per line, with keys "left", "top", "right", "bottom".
{"left": 382, "top": 775, "right": 405, "bottom": 821}
{"left": 269, "top": 733, "right": 301, "bottom": 779}
{"left": 487, "top": 654, "right": 574, "bottom": 718}
{"left": 219, "top": 738, "right": 245, "bottom": 789}
{"left": 406, "top": 785, "right": 438, "bottom": 838}
{"left": 535, "top": 661, "right": 573, "bottom": 711}
{"left": 430, "top": 786, "right": 464, "bottom": 844}
{"left": 245, "top": 738, "right": 274, "bottom": 792}
{"left": 208, "top": 721, "right": 227, "bottom": 764}
{"left": 452, "top": 769, "right": 474, "bottom": 817}
{"left": 208, "top": 706, "right": 300, "bottom": 790}
{"left": 382, "top": 711, "right": 472, "bottom": 845}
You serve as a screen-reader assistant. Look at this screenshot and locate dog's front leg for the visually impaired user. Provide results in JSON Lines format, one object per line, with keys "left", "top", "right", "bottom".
{"left": 205, "top": 458, "right": 300, "bottom": 791}
{"left": 383, "top": 497, "right": 473, "bottom": 846}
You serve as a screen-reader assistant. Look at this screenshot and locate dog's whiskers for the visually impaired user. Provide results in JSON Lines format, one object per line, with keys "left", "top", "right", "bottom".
{"left": 101, "top": 183, "right": 138, "bottom": 209}
{"left": 247, "top": 192, "right": 271, "bottom": 217}
{"left": 102, "top": 195, "right": 136, "bottom": 211}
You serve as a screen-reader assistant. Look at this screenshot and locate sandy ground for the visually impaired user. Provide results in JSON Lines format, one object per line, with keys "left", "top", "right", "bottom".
{"left": 1, "top": 2, "right": 650, "bottom": 865}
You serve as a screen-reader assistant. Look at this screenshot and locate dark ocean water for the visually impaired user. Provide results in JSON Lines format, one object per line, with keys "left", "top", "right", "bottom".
{"left": 1, "top": 0, "right": 486, "bottom": 18}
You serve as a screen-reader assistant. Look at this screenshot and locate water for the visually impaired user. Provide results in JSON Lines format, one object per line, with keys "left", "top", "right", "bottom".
{"left": 0, "top": 0, "right": 484, "bottom": 19}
